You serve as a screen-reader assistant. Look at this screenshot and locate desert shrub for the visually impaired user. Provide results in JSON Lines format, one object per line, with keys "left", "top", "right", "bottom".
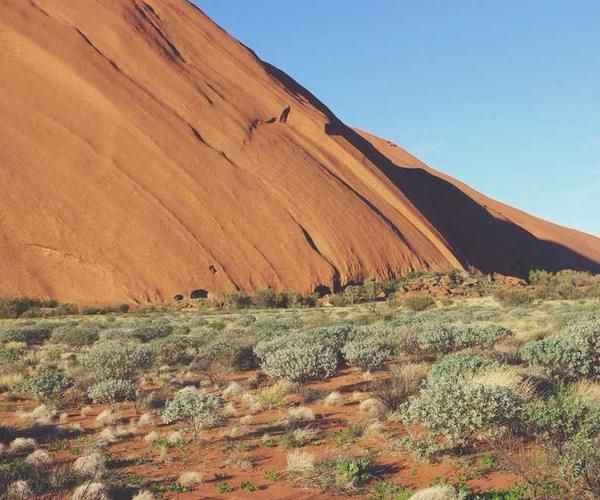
{"left": 222, "top": 291, "right": 252, "bottom": 309}
{"left": 407, "top": 378, "right": 523, "bottom": 449}
{"left": 427, "top": 353, "right": 500, "bottom": 383}
{"left": 560, "top": 435, "right": 600, "bottom": 497}
{"left": 330, "top": 293, "right": 349, "bottom": 307}
{"left": 523, "top": 390, "right": 600, "bottom": 453}
{"left": 521, "top": 318, "right": 599, "bottom": 381}
{"left": 254, "top": 336, "right": 291, "bottom": 360}
{"left": 53, "top": 303, "right": 78, "bottom": 316}
{"left": 253, "top": 381, "right": 294, "bottom": 410}
{"left": 309, "top": 325, "right": 355, "bottom": 350}
{"left": 454, "top": 324, "right": 513, "bottom": 349}
{"left": 298, "top": 454, "right": 375, "bottom": 493}
{"left": 234, "top": 314, "right": 256, "bottom": 327}
{"left": 87, "top": 379, "right": 136, "bottom": 408}
{"left": 191, "top": 340, "right": 258, "bottom": 384}
{"left": 335, "top": 455, "right": 373, "bottom": 490}
{"left": 130, "top": 322, "right": 173, "bottom": 342}
{"left": 493, "top": 288, "right": 533, "bottom": 306}
{"left": 404, "top": 295, "right": 435, "bottom": 312}
{"left": 149, "top": 335, "right": 198, "bottom": 366}
{"left": 342, "top": 339, "right": 391, "bottom": 371}
{"left": 0, "top": 298, "right": 43, "bottom": 319}
{"left": 343, "top": 285, "right": 362, "bottom": 305}
{"left": 0, "top": 459, "right": 78, "bottom": 498}
{"left": 253, "top": 288, "right": 288, "bottom": 308}
{"left": 0, "top": 322, "right": 56, "bottom": 345}
{"left": 370, "top": 364, "right": 427, "bottom": 412}
{"left": 80, "top": 342, "right": 153, "bottom": 383}
{"left": 50, "top": 323, "right": 100, "bottom": 347}
{"left": 530, "top": 269, "right": 600, "bottom": 300}
{"left": 521, "top": 336, "right": 590, "bottom": 381}
{"left": 414, "top": 323, "right": 458, "bottom": 354}
{"left": 98, "top": 327, "right": 135, "bottom": 342}
{"left": 260, "top": 342, "right": 338, "bottom": 382}
{"left": 21, "top": 369, "right": 74, "bottom": 403}
{"left": 0, "top": 342, "right": 26, "bottom": 363}
{"left": 162, "top": 391, "right": 224, "bottom": 443}
{"left": 253, "top": 316, "right": 303, "bottom": 340}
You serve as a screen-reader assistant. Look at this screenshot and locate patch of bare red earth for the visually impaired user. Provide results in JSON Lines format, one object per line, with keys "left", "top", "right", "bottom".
{"left": 1, "top": 368, "right": 521, "bottom": 498}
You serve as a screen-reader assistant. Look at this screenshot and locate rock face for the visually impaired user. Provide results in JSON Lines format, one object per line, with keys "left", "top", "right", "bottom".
{"left": 1, "top": 0, "right": 600, "bottom": 305}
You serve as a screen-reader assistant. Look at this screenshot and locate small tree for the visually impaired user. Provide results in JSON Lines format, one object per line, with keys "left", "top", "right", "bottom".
{"left": 162, "top": 391, "right": 224, "bottom": 443}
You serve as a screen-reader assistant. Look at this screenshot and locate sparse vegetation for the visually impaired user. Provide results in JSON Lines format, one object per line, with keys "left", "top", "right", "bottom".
{"left": 1, "top": 272, "right": 599, "bottom": 498}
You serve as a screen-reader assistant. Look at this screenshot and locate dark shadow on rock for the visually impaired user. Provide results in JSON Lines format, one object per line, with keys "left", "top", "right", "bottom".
{"left": 262, "top": 62, "right": 600, "bottom": 278}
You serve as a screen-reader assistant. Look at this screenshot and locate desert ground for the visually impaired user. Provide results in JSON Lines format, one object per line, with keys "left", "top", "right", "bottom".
{"left": 1, "top": 272, "right": 599, "bottom": 499}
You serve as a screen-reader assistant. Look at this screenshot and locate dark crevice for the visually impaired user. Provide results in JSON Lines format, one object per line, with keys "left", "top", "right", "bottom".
{"left": 75, "top": 29, "right": 120, "bottom": 70}
{"left": 206, "top": 83, "right": 225, "bottom": 100}
{"left": 189, "top": 125, "right": 206, "bottom": 144}
{"left": 142, "top": 1, "right": 159, "bottom": 19}
{"left": 127, "top": 1, "right": 186, "bottom": 64}
{"left": 298, "top": 224, "right": 321, "bottom": 256}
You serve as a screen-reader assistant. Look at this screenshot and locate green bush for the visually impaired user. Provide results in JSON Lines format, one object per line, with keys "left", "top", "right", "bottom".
{"left": 260, "top": 342, "right": 338, "bottom": 382}
{"left": 0, "top": 322, "right": 57, "bottom": 345}
{"left": 149, "top": 335, "right": 198, "bottom": 366}
{"left": 222, "top": 291, "right": 252, "bottom": 309}
{"left": 427, "top": 353, "right": 500, "bottom": 383}
{"left": 521, "top": 336, "right": 591, "bottom": 381}
{"left": 560, "top": 435, "right": 600, "bottom": 497}
{"left": 80, "top": 341, "right": 153, "bottom": 383}
{"left": 162, "top": 390, "right": 224, "bottom": 442}
{"left": 87, "top": 378, "right": 136, "bottom": 407}
{"left": 407, "top": 378, "right": 523, "bottom": 448}
{"left": 309, "top": 325, "right": 355, "bottom": 351}
{"left": 253, "top": 289, "right": 288, "bottom": 308}
{"left": 341, "top": 339, "right": 391, "bottom": 371}
{"left": 414, "top": 323, "right": 457, "bottom": 354}
{"left": 454, "top": 324, "right": 513, "bottom": 349}
{"left": 523, "top": 391, "right": 600, "bottom": 453}
{"left": 0, "top": 298, "right": 43, "bottom": 319}
{"left": 521, "top": 318, "right": 599, "bottom": 381}
{"left": 530, "top": 269, "right": 600, "bottom": 300}
{"left": 50, "top": 323, "right": 100, "bottom": 347}
{"left": 335, "top": 455, "right": 372, "bottom": 488}
{"left": 21, "top": 369, "right": 74, "bottom": 403}
{"left": 130, "top": 322, "right": 173, "bottom": 342}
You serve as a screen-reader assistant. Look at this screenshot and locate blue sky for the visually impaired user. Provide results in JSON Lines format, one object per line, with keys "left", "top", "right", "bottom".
{"left": 198, "top": 1, "right": 600, "bottom": 237}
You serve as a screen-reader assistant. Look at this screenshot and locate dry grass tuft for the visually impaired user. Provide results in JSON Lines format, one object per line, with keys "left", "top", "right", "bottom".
{"left": 323, "top": 391, "right": 345, "bottom": 406}
{"left": 287, "top": 449, "right": 315, "bottom": 471}
{"left": 9, "top": 437, "right": 38, "bottom": 453}
{"left": 72, "top": 481, "right": 109, "bottom": 500}
{"left": 177, "top": 471, "right": 203, "bottom": 487}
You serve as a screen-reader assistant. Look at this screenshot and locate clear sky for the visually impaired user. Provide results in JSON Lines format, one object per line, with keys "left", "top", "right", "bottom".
{"left": 198, "top": 1, "right": 600, "bottom": 237}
